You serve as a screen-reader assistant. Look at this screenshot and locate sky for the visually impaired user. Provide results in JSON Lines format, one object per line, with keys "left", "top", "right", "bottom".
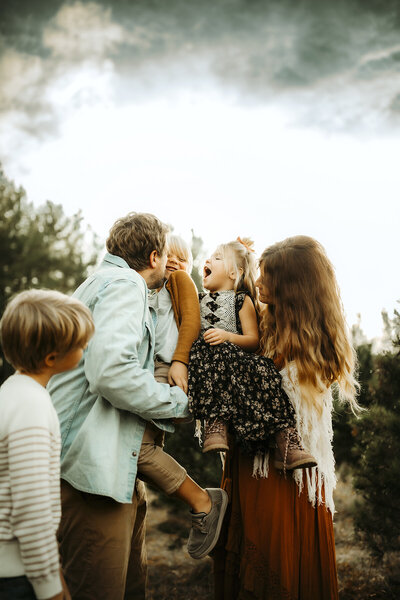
{"left": 1, "top": 0, "right": 399, "bottom": 340}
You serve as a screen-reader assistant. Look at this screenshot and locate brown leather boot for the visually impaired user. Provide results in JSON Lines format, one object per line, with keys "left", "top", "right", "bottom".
{"left": 202, "top": 420, "right": 229, "bottom": 453}
{"left": 274, "top": 428, "right": 317, "bottom": 471}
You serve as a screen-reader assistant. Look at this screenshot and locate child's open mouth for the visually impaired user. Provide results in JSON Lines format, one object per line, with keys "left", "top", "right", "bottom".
{"left": 203, "top": 266, "right": 212, "bottom": 278}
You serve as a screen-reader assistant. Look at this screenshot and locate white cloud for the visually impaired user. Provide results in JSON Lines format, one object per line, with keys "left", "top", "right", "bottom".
{"left": 0, "top": 2, "right": 121, "bottom": 157}
{"left": 0, "top": 49, "right": 44, "bottom": 109}
{"left": 42, "top": 1, "right": 124, "bottom": 59}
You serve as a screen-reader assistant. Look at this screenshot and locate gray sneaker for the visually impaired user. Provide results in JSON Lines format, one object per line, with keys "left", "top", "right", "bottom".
{"left": 187, "top": 488, "right": 228, "bottom": 560}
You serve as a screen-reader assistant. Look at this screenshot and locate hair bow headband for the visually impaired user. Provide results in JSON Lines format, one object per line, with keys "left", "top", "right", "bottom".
{"left": 237, "top": 237, "right": 255, "bottom": 253}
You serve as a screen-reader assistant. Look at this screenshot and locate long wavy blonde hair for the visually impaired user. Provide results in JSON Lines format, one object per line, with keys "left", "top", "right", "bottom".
{"left": 259, "top": 235, "right": 360, "bottom": 413}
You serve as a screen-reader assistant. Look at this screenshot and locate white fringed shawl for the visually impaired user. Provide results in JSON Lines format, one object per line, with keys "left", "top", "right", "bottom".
{"left": 252, "top": 362, "right": 336, "bottom": 514}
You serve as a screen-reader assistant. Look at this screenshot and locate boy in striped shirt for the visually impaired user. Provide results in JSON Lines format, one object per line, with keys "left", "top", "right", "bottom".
{"left": 0, "top": 290, "right": 94, "bottom": 600}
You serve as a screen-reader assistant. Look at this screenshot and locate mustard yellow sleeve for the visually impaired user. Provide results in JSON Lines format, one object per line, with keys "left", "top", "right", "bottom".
{"left": 168, "top": 270, "right": 201, "bottom": 365}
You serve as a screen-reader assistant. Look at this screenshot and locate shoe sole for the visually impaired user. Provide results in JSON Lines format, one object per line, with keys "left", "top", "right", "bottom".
{"left": 274, "top": 459, "right": 318, "bottom": 470}
{"left": 190, "top": 490, "right": 229, "bottom": 560}
{"left": 202, "top": 443, "right": 229, "bottom": 453}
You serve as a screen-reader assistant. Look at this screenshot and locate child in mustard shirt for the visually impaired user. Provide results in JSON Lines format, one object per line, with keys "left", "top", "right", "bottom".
{"left": 139, "top": 235, "right": 227, "bottom": 560}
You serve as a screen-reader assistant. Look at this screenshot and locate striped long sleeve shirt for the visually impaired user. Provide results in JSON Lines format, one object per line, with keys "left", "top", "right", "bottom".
{"left": 0, "top": 373, "right": 62, "bottom": 599}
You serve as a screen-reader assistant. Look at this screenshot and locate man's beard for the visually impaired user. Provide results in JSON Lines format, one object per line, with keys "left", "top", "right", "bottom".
{"left": 147, "top": 273, "right": 167, "bottom": 290}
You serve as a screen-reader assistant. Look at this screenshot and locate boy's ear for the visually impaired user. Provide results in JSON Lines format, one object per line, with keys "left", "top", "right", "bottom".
{"left": 43, "top": 352, "right": 57, "bottom": 368}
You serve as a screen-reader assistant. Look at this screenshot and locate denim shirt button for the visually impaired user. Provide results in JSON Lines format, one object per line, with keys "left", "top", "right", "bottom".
{"left": 132, "top": 451, "right": 137, "bottom": 457}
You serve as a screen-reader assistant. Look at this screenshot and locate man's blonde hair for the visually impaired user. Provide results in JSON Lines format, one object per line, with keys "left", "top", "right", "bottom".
{"left": 106, "top": 212, "right": 169, "bottom": 271}
{"left": 167, "top": 234, "right": 193, "bottom": 272}
{"left": 0, "top": 289, "right": 95, "bottom": 373}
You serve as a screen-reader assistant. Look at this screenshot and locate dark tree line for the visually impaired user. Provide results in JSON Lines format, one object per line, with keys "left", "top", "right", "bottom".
{"left": 0, "top": 166, "right": 100, "bottom": 382}
{"left": 333, "top": 308, "right": 400, "bottom": 585}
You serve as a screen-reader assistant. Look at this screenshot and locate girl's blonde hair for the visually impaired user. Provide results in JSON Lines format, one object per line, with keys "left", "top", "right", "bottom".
{"left": 259, "top": 235, "right": 360, "bottom": 413}
{"left": 167, "top": 234, "right": 193, "bottom": 273}
{"left": 217, "top": 237, "right": 258, "bottom": 302}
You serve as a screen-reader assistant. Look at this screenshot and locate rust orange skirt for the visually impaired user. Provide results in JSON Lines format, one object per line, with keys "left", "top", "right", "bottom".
{"left": 213, "top": 444, "right": 338, "bottom": 600}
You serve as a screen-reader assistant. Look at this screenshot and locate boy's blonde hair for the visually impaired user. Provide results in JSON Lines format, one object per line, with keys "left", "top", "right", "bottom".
{"left": 167, "top": 234, "right": 193, "bottom": 272}
{"left": 259, "top": 235, "right": 360, "bottom": 414}
{"left": 217, "top": 238, "right": 258, "bottom": 301}
{"left": 0, "top": 289, "right": 95, "bottom": 373}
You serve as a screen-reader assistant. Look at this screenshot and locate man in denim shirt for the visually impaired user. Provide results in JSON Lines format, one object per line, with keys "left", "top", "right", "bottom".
{"left": 48, "top": 213, "right": 191, "bottom": 599}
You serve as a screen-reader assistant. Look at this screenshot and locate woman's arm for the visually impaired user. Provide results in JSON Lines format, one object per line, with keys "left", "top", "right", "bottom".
{"left": 203, "top": 295, "right": 259, "bottom": 352}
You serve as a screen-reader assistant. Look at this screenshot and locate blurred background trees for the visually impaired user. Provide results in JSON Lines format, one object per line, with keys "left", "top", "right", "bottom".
{"left": 351, "top": 310, "right": 400, "bottom": 560}
{"left": 333, "top": 305, "right": 400, "bottom": 589}
{"left": 0, "top": 166, "right": 100, "bottom": 382}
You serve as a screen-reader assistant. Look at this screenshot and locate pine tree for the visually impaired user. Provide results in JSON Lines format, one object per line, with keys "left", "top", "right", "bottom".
{"left": 0, "top": 166, "right": 100, "bottom": 382}
{"left": 352, "top": 306, "right": 400, "bottom": 558}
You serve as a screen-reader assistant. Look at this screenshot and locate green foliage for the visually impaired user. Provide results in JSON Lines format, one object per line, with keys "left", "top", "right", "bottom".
{"left": 0, "top": 166, "right": 100, "bottom": 382}
{"left": 333, "top": 341, "right": 374, "bottom": 465}
{"left": 351, "top": 309, "right": 400, "bottom": 558}
{"left": 352, "top": 403, "right": 400, "bottom": 557}
{"left": 190, "top": 229, "right": 205, "bottom": 292}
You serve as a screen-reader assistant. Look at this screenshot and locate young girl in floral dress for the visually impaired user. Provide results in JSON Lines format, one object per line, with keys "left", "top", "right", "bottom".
{"left": 188, "top": 237, "right": 316, "bottom": 470}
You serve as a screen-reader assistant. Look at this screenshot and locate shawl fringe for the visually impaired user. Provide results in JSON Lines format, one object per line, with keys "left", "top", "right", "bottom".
{"left": 251, "top": 363, "right": 336, "bottom": 513}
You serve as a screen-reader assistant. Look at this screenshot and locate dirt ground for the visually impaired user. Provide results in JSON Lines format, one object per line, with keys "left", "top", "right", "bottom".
{"left": 145, "top": 471, "right": 399, "bottom": 600}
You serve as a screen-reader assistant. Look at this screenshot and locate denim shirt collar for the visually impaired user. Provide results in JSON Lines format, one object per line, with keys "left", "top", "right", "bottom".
{"left": 102, "top": 253, "right": 147, "bottom": 288}
{"left": 102, "top": 252, "right": 131, "bottom": 270}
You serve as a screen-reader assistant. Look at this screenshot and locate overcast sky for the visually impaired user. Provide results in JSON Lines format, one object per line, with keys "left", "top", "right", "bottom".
{"left": 1, "top": 0, "right": 399, "bottom": 340}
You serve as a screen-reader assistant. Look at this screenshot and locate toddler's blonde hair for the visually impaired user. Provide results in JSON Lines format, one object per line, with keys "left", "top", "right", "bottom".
{"left": 167, "top": 234, "right": 193, "bottom": 272}
{"left": 0, "top": 289, "right": 95, "bottom": 373}
{"left": 217, "top": 237, "right": 258, "bottom": 302}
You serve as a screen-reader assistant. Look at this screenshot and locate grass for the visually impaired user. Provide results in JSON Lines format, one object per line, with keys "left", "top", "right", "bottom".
{"left": 334, "top": 465, "right": 400, "bottom": 599}
{"left": 145, "top": 469, "right": 400, "bottom": 599}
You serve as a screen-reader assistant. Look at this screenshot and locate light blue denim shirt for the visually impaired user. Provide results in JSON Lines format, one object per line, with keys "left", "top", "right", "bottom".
{"left": 48, "top": 253, "right": 189, "bottom": 503}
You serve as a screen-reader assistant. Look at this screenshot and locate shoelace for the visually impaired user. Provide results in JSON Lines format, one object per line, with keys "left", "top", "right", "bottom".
{"left": 204, "top": 419, "right": 226, "bottom": 435}
{"left": 287, "top": 428, "right": 303, "bottom": 450}
{"left": 282, "top": 428, "right": 304, "bottom": 476}
{"left": 191, "top": 515, "right": 208, "bottom": 533}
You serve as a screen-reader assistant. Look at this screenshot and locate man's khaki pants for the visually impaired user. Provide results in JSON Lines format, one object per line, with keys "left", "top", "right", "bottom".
{"left": 58, "top": 479, "right": 147, "bottom": 600}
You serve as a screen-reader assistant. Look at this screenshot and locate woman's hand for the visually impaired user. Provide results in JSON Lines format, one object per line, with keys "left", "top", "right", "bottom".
{"left": 203, "top": 328, "right": 231, "bottom": 345}
{"left": 168, "top": 361, "right": 188, "bottom": 394}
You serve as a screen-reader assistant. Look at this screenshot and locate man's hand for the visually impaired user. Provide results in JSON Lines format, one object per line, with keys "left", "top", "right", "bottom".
{"left": 203, "top": 328, "right": 231, "bottom": 346}
{"left": 168, "top": 361, "right": 188, "bottom": 394}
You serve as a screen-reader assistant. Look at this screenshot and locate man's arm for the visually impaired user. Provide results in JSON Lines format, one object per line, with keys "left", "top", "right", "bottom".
{"left": 84, "top": 278, "right": 189, "bottom": 420}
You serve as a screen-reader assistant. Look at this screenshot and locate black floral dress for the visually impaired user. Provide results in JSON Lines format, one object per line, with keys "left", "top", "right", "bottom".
{"left": 188, "top": 291, "right": 296, "bottom": 454}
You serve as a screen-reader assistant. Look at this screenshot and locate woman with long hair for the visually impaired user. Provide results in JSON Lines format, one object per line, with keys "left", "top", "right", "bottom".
{"left": 214, "top": 235, "right": 360, "bottom": 600}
